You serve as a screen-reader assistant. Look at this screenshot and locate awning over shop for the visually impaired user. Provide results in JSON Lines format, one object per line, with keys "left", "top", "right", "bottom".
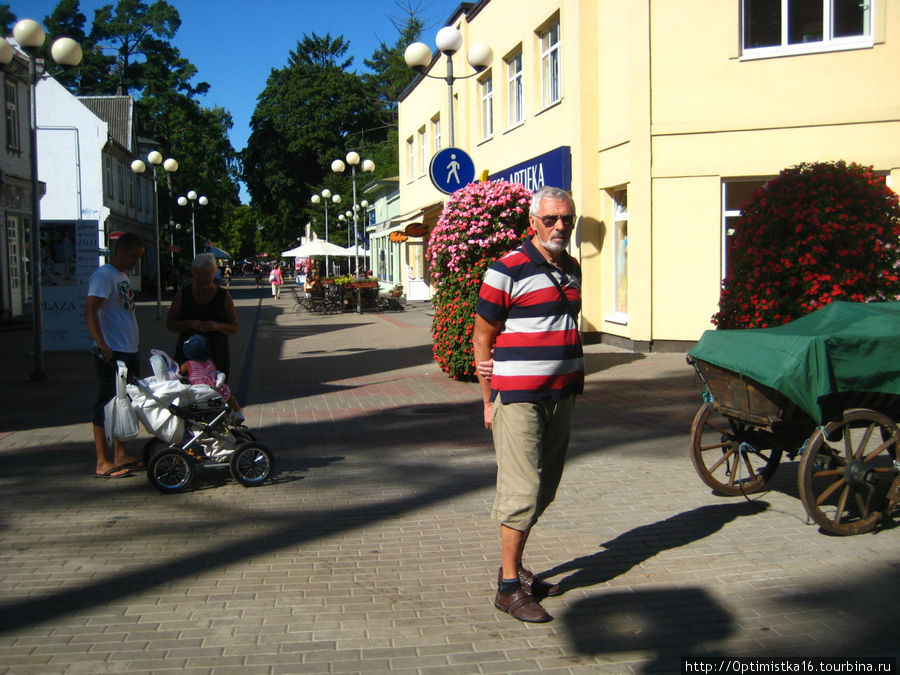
{"left": 379, "top": 201, "right": 443, "bottom": 238}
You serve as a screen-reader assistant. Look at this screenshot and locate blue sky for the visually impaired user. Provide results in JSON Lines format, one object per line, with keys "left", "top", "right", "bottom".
{"left": 11, "top": 0, "right": 464, "bottom": 198}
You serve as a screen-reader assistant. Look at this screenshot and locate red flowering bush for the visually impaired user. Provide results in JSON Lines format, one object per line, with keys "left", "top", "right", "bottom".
{"left": 427, "top": 180, "right": 532, "bottom": 379}
{"left": 714, "top": 161, "right": 900, "bottom": 329}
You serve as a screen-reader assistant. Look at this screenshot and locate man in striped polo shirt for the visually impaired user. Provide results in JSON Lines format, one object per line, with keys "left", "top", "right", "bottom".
{"left": 473, "top": 185, "right": 584, "bottom": 622}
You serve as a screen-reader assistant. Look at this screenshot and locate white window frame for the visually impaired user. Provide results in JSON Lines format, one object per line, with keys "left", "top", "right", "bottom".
{"left": 417, "top": 126, "right": 426, "bottom": 177}
{"left": 506, "top": 52, "right": 523, "bottom": 128}
{"left": 741, "top": 0, "right": 874, "bottom": 59}
{"left": 540, "top": 21, "right": 561, "bottom": 108}
{"left": 609, "top": 189, "right": 629, "bottom": 322}
{"left": 431, "top": 115, "right": 441, "bottom": 153}
{"left": 722, "top": 179, "right": 769, "bottom": 280}
{"left": 480, "top": 75, "right": 493, "bottom": 141}
{"left": 406, "top": 137, "right": 414, "bottom": 182}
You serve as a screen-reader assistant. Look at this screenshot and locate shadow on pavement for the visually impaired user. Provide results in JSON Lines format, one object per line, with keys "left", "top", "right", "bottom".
{"left": 542, "top": 501, "right": 770, "bottom": 592}
{"left": 563, "top": 587, "right": 733, "bottom": 674}
{"left": 584, "top": 350, "right": 644, "bottom": 375}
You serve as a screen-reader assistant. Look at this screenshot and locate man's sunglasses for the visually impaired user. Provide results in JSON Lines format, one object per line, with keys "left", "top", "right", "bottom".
{"left": 535, "top": 214, "right": 576, "bottom": 227}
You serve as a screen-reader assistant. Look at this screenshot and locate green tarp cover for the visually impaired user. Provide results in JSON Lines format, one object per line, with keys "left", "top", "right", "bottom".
{"left": 688, "top": 301, "right": 900, "bottom": 424}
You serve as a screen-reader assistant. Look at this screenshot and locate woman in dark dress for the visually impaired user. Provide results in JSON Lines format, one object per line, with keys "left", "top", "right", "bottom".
{"left": 166, "top": 253, "right": 239, "bottom": 378}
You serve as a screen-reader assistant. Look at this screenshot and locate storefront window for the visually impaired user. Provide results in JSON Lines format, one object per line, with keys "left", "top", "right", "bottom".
{"left": 613, "top": 189, "right": 628, "bottom": 315}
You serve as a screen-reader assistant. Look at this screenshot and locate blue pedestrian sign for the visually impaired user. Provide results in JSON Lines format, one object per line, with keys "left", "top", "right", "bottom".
{"left": 429, "top": 147, "right": 475, "bottom": 195}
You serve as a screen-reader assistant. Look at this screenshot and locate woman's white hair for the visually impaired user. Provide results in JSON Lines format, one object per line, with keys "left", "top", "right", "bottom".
{"left": 191, "top": 252, "right": 217, "bottom": 272}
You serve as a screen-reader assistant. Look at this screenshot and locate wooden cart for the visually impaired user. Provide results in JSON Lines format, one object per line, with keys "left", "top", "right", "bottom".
{"left": 687, "top": 355, "right": 900, "bottom": 536}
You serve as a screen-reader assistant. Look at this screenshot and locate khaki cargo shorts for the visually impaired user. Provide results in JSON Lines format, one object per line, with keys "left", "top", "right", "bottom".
{"left": 490, "top": 395, "right": 575, "bottom": 530}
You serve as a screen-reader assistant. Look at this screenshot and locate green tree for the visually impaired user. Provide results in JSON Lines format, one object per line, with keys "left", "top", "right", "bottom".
{"left": 362, "top": 2, "right": 423, "bottom": 177}
{"left": 37, "top": 0, "right": 240, "bottom": 249}
{"left": 39, "top": 0, "right": 109, "bottom": 92}
{"left": 243, "top": 32, "right": 385, "bottom": 250}
{"left": 89, "top": 0, "right": 181, "bottom": 96}
{"left": 220, "top": 204, "right": 264, "bottom": 261}
{"left": 0, "top": 4, "right": 14, "bottom": 34}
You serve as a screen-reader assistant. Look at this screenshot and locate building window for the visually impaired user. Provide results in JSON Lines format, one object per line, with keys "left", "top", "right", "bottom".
{"left": 743, "top": 0, "right": 872, "bottom": 55}
{"left": 506, "top": 52, "right": 523, "bottom": 127}
{"left": 540, "top": 21, "right": 561, "bottom": 107}
{"left": 406, "top": 137, "right": 414, "bottom": 181}
{"left": 116, "top": 160, "right": 125, "bottom": 203}
{"left": 722, "top": 179, "right": 768, "bottom": 279}
{"left": 480, "top": 75, "right": 493, "bottom": 140}
{"left": 432, "top": 115, "right": 441, "bottom": 153}
{"left": 104, "top": 155, "right": 114, "bottom": 199}
{"left": 5, "top": 80, "right": 20, "bottom": 151}
{"left": 417, "top": 126, "right": 426, "bottom": 176}
{"left": 6, "top": 215, "right": 20, "bottom": 293}
{"left": 613, "top": 189, "right": 628, "bottom": 316}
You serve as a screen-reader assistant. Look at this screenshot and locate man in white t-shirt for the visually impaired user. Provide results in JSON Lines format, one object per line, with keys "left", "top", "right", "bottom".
{"left": 85, "top": 233, "right": 145, "bottom": 478}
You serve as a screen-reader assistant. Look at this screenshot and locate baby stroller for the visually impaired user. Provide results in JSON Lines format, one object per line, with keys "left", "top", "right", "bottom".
{"left": 122, "top": 350, "right": 275, "bottom": 493}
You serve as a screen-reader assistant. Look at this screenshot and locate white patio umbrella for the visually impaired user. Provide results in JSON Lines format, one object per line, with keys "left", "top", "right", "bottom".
{"left": 342, "top": 244, "right": 369, "bottom": 258}
{"left": 281, "top": 240, "right": 349, "bottom": 258}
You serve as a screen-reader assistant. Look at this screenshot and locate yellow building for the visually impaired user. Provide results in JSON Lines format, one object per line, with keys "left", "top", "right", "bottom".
{"left": 398, "top": 0, "right": 900, "bottom": 349}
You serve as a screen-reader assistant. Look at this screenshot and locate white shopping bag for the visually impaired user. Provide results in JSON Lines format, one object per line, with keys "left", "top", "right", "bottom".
{"left": 104, "top": 361, "right": 140, "bottom": 444}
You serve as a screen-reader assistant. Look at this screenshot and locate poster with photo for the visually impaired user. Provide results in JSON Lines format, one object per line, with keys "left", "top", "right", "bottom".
{"left": 42, "top": 220, "right": 98, "bottom": 351}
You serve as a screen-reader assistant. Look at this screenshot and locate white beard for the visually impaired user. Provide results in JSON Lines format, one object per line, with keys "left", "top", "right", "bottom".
{"left": 538, "top": 231, "right": 569, "bottom": 254}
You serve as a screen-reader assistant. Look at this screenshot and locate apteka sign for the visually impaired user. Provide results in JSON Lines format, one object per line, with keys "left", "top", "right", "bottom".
{"left": 488, "top": 146, "right": 571, "bottom": 192}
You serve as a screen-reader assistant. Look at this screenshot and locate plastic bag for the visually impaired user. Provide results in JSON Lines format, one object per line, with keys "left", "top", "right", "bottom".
{"left": 149, "top": 348, "right": 180, "bottom": 381}
{"left": 104, "top": 361, "right": 140, "bottom": 444}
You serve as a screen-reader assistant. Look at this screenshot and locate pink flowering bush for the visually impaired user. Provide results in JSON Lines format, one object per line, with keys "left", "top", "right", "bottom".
{"left": 427, "top": 180, "right": 532, "bottom": 380}
{"left": 714, "top": 161, "right": 900, "bottom": 329}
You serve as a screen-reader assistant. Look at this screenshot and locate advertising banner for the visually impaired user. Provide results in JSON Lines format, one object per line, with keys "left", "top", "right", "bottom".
{"left": 41, "top": 220, "right": 98, "bottom": 351}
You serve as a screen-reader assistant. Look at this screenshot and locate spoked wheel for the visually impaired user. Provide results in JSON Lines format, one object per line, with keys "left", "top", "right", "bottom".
{"left": 689, "top": 402, "right": 782, "bottom": 495}
{"left": 147, "top": 448, "right": 195, "bottom": 493}
{"left": 229, "top": 441, "right": 274, "bottom": 487}
{"left": 798, "top": 408, "right": 900, "bottom": 536}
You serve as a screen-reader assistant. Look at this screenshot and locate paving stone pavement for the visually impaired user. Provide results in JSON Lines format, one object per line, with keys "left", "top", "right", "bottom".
{"left": 1, "top": 277, "right": 898, "bottom": 674}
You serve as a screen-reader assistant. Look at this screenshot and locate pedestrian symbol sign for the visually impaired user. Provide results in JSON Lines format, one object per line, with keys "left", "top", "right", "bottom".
{"left": 429, "top": 147, "right": 475, "bottom": 195}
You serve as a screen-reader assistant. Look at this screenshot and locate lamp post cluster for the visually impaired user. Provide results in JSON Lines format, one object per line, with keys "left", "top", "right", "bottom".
{"left": 131, "top": 152, "right": 178, "bottom": 318}
{"left": 310, "top": 189, "right": 341, "bottom": 274}
{"left": 331, "top": 152, "right": 374, "bottom": 276}
{"left": 404, "top": 26, "right": 492, "bottom": 148}
{"left": 177, "top": 190, "right": 208, "bottom": 260}
{"left": 0, "top": 19, "right": 83, "bottom": 380}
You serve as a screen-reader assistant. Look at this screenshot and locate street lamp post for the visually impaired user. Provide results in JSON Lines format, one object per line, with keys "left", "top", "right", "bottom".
{"left": 163, "top": 221, "right": 181, "bottom": 263}
{"left": 310, "top": 189, "right": 341, "bottom": 275}
{"left": 131, "top": 152, "right": 178, "bottom": 319}
{"left": 1, "top": 20, "right": 82, "bottom": 381}
{"left": 404, "top": 26, "right": 492, "bottom": 147}
{"left": 331, "top": 152, "right": 374, "bottom": 277}
{"left": 177, "top": 190, "right": 208, "bottom": 259}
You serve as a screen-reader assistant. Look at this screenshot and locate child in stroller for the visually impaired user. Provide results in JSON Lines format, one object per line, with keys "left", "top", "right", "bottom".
{"left": 179, "top": 334, "right": 244, "bottom": 424}
{"left": 125, "top": 350, "right": 274, "bottom": 493}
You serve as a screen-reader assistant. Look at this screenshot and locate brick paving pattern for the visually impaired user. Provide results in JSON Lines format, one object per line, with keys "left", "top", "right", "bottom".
{"left": 1, "top": 277, "right": 898, "bottom": 674}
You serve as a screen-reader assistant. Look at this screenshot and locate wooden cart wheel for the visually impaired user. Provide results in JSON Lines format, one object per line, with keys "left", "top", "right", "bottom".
{"left": 797, "top": 408, "right": 900, "bottom": 536}
{"left": 689, "top": 402, "right": 782, "bottom": 496}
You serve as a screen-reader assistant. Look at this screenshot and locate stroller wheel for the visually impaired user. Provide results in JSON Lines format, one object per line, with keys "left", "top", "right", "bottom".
{"left": 148, "top": 448, "right": 195, "bottom": 493}
{"left": 142, "top": 438, "right": 168, "bottom": 468}
{"left": 232, "top": 428, "right": 258, "bottom": 444}
{"left": 229, "top": 441, "right": 274, "bottom": 487}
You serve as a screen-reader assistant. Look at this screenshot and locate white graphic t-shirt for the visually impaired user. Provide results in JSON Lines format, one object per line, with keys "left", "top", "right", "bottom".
{"left": 87, "top": 264, "right": 139, "bottom": 352}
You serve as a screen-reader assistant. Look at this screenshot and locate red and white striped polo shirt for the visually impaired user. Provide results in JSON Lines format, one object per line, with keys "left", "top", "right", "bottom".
{"left": 476, "top": 238, "right": 584, "bottom": 403}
